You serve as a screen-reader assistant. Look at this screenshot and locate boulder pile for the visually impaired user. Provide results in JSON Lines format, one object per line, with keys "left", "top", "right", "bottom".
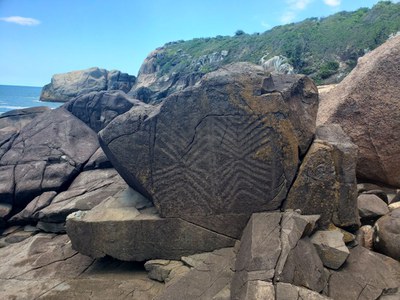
{"left": 0, "top": 36, "right": 400, "bottom": 299}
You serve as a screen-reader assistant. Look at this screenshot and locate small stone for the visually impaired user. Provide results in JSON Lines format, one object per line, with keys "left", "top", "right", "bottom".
{"left": 144, "top": 259, "right": 185, "bottom": 283}
{"left": 361, "top": 190, "right": 388, "bottom": 204}
{"left": 358, "top": 194, "right": 389, "bottom": 223}
{"left": 311, "top": 230, "right": 349, "bottom": 270}
{"left": 388, "top": 201, "right": 400, "bottom": 212}
{"left": 356, "top": 225, "right": 374, "bottom": 250}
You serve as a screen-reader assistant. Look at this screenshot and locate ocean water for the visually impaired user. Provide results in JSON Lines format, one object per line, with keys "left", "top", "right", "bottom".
{"left": 0, "top": 85, "right": 61, "bottom": 115}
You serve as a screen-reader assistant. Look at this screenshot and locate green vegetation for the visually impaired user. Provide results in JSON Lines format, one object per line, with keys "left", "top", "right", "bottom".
{"left": 154, "top": 1, "right": 400, "bottom": 84}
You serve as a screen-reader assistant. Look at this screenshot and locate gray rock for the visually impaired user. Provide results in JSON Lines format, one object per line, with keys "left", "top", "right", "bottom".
{"left": 285, "top": 124, "right": 359, "bottom": 228}
{"left": 37, "top": 221, "right": 66, "bottom": 233}
{"left": 9, "top": 191, "right": 57, "bottom": 224}
{"left": 40, "top": 67, "right": 135, "bottom": 102}
{"left": 310, "top": 230, "right": 349, "bottom": 270}
{"left": 144, "top": 259, "right": 189, "bottom": 283}
{"left": 66, "top": 195, "right": 236, "bottom": 261}
{"left": 275, "top": 211, "right": 320, "bottom": 281}
{"left": 154, "top": 248, "right": 236, "bottom": 300}
{"left": 231, "top": 211, "right": 321, "bottom": 299}
{"left": 0, "top": 106, "right": 50, "bottom": 131}
{"left": 63, "top": 90, "right": 138, "bottom": 132}
{"left": 358, "top": 194, "right": 389, "bottom": 222}
{"left": 280, "top": 238, "right": 329, "bottom": 293}
{"left": 35, "top": 168, "right": 127, "bottom": 224}
{"left": 0, "top": 108, "right": 99, "bottom": 211}
{"left": 83, "top": 147, "right": 112, "bottom": 171}
{"left": 236, "top": 281, "right": 275, "bottom": 300}
{"left": 362, "top": 190, "right": 389, "bottom": 204}
{"left": 0, "top": 233, "right": 164, "bottom": 299}
{"left": 100, "top": 62, "right": 318, "bottom": 223}
{"left": 328, "top": 246, "right": 400, "bottom": 300}
{"left": 231, "top": 212, "right": 282, "bottom": 299}
{"left": 276, "top": 283, "right": 332, "bottom": 300}
{"left": 374, "top": 208, "right": 400, "bottom": 260}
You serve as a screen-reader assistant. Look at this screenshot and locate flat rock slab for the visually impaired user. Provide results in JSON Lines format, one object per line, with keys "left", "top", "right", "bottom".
{"left": 154, "top": 248, "right": 236, "bottom": 300}
{"left": 100, "top": 62, "right": 318, "bottom": 220}
{"left": 328, "top": 246, "right": 400, "bottom": 300}
{"left": 66, "top": 195, "right": 236, "bottom": 261}
{"left": 0, "top": 233, "right": 164, "bottom": 299}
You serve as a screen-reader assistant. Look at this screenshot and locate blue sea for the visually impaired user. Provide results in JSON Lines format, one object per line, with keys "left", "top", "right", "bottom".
{"left": 0, "top": 85, "right": 61, "bottom": 115}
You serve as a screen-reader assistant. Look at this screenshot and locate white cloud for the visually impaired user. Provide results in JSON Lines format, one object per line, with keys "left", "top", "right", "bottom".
{"left": 286, "top": 0, "right": 312, "bottom": 10}
{"left": 0, "top": 16, "right": 40, "bottom": 26}
{"left": 324, "top": 0, "right": 341, "bottom": 7}
{"left": 281, "top": 11, "right": 296, "bottom": 24}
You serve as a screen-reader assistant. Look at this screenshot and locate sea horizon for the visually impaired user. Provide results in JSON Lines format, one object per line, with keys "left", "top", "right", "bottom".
{"left": 0, "top": 84, "right": 61, "bottom": 115}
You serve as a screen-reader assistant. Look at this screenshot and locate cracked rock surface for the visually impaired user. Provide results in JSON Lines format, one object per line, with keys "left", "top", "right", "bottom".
{"left": 0, "top": 108, "right": 99, "bottom": 215}
{"left": 66, "top": 188, "right": 236, "bottom": 261}
{"left": 99, "top": 62, "right": 319, "bottom": 225}
{"left": 284, "top": 124, "right": 359, "bottom": 228}
{"left": 0, "top": 233, "right": 164, "bottom": 299}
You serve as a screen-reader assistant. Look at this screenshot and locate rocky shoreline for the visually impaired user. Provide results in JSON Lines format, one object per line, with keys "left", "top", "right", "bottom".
{"left": 0, "top": 36, "right": 399, "bottom": 299}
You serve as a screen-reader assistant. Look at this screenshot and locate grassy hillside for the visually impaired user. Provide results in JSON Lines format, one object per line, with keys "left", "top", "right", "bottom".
{"left": 153, "top": 1, "right": 400, "bottom": 84}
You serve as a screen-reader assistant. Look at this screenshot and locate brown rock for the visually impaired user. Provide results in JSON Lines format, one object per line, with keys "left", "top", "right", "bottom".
{"left": 284, "top": 124, "right": 359, "bottom": 228}
{"left": 100, "top": 63, "right": 318, "bottom": 223}
{"left": 317, "top": 36, "right": 400, "bottom": 187}
{"left": 374, "top": 208, "right": 400, "bottom": 260}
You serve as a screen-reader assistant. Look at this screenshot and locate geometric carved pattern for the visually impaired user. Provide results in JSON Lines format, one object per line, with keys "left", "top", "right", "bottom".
{"left": 152, "top": 114, "right": 288, "bottom": 217}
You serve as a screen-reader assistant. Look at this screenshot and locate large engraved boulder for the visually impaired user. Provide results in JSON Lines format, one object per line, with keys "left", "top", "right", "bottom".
{"left": 99, "top": 62, "right": 319, "bottom": 219}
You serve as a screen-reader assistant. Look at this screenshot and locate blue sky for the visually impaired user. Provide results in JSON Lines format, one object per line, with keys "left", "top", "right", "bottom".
{"left": 0, "top": 0, "right": 390, "bottom": 86}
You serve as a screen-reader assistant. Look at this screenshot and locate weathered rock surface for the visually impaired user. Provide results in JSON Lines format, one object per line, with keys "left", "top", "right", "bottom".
{"left": 129, "top": 48, "right": 205, "bottom": 103}
{"left": 356, "top": 225, "right": 374, "bottom": 250}
{"left": 0, "top": 108, "right": 99, "bottom": 212}
{"left": 154, "top": 248, "right": 236, "bottom": 300}
{"left": 0, "top": 233, "right": 164, "bottom": 299}
{"left": 63, "top": 90, "right": 137, "bottom": 132}
{"left": 40, "top": 67, "right": 136, "bottom": 102}
{"left": 310, "top": 230, "right": 349, "bottom": 270}
{"left": 83, "top": 147, "right": 112, "bottom": 171}
{"left": 374, "top": 208, "right": 400, "bottom": 260}
{"left": 231, "top": 211, "right": 326, "bottom": 299}
{"left": 358, "top": 194, "right": 389, "bottom": 222}
{"left": 276, "top": 283, "right": 332, "bottom": 300}
{"left": 317, "top": 35, "right": 400, "bottom": 187}
{"left": 144, "top": 259, "right": 189, "bottom": 284}
{"left": 66, "top": 192, "right": 236, "bottom": 261}
{"left": 328, "top": 246, "right": 400, "bottom": 299}
{"left": 284, "top": 124, "right": 359, "bottom": 228}
{"left": 0, "top": 106, "right": 50, "bottom": 131}
{"left": 100, "top": 62, "right": 319, "bottom": 223}
{"left": 10, "top": 168, "right": 127, "bottom": 232}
